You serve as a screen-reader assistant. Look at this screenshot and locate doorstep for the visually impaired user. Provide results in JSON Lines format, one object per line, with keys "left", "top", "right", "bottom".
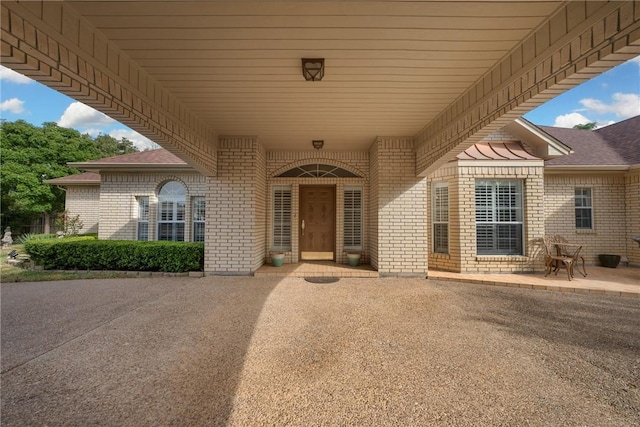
{"left": 254, "top": 261, "right": 378, "bottom": 278}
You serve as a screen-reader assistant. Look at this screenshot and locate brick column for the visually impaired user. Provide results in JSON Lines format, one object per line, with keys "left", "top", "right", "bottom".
{"left": 371, "top": 138, "right": 428, "bottom": 277}
{"left": 626, "top": 170, "right": 640, "bottom": 265}
{"left": 205, "top": 137, "right": 266, "bottom": 275}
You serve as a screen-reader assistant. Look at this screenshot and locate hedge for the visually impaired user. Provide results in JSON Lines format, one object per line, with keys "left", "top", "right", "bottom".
{"left": 24, "top": 238, "right": 204, "bottom": 272}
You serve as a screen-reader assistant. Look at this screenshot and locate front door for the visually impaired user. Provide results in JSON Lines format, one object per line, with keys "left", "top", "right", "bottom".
{"left": 299, "top": 186, "right": 336, "bottom": 260}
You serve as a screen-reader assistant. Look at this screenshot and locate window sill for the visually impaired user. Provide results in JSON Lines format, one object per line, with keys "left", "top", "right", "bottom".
{"left": 475, "top": 256, "right": 528, "bottom": 262}
{"left": 575, "top": 229, "right": 596, "bottom": 234}
{"left": 430, "top": 252, "right": 450, "bottom": 259}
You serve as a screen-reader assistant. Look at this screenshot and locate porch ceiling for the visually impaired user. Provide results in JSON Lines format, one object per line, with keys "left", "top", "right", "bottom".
{"left": 66, "top": 0, "right": 565, "bottom": 151}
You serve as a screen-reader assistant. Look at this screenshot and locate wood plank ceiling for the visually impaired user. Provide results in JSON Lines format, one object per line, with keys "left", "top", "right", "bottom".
{"left": 67, "top": 1, "right": 565, "bottom": 151}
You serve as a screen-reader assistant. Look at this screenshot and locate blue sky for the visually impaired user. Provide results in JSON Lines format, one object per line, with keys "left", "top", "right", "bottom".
{"left": 1, "top": 56, "right": 639, "bottom": 150}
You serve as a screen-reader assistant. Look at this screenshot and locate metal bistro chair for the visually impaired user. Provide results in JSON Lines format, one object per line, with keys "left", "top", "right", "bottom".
{"left": 543, "top": 235, "right": 581, "bottom": 281}
{"left": 551, "top": 235, "right": 587, "bottom": 277}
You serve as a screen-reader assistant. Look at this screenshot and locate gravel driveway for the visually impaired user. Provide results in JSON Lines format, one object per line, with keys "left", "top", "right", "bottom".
{"left": 2, "top": 276, "right": 639, "bottom": 426}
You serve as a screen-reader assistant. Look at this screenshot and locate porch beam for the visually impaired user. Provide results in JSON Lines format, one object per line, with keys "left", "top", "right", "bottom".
{"left": 416, "top": 0, "right": 640, "bottom": 177}
{"left": 0, "top": 1, "right": 217, "bottom": 176}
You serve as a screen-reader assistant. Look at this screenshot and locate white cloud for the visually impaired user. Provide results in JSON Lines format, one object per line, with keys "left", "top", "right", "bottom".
{"left": 0, "top": 97, "right": 25, "bottom": 114}
{"left": 0, "top": 66, "right": 32, "bottom": 84}
{"left": 553, "top": 112, "right": 593, "bottom": 128}
{"left": 58, "top": 102, "right": 116, "bottom": 128}
{"left": 108, "top": 128, "right": 160, "bottom": 151}
{"left": 579, "top": 93, "right": 640, "bottom": 119}
{"left": 630, "top": 55, "right": 640, "bottom": 65}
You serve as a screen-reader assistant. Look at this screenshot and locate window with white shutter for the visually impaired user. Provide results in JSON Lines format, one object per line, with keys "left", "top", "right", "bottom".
{"left": 192, "top": 197, "right": 205, "bottom": 242}
{"left": 475, "top": 180, "right": 523, "bottom": 255}
{"left": 157, "top": 181, "right": 186, "bottom": 241}
{"left": 575, "top": 188, "right": 593, "bottom": 229}
{"left": 432, "top": 182, "right": 449, "bottom": 253}
{"left": 343, "top": 187, "right": 363, "bottom": 251}
{"left": 136, "top": 196, "right": 149, "bottom": 241}
{"left": 272, "top": 186, "right": 292, "bottom": 251}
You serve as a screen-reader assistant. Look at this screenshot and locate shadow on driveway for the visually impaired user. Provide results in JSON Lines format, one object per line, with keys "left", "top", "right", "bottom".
{"left": 1, "top": 276, "right": 280, "bottom": 426}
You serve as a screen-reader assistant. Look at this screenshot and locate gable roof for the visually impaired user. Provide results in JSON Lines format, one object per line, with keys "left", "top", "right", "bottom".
{"left": 541, "top": 115, "right": 640, "bottom": 167}
{"left": 69, "top": 149, "right": 190, "bottom": 171}
{"left": 44, "top": 172, "right": 101, "bottom": 185}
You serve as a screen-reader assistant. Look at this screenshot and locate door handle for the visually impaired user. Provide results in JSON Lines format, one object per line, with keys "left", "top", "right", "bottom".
{"left": 301, "top": 219, "right": 305, "bottom": 236}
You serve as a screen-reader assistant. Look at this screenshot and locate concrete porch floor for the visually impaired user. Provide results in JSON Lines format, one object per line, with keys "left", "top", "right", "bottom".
{"left": 255, "top": 261, "right": 378, "bottom": 278}
{"left": 255, "top": 262, "right": 640, "bottom": 298}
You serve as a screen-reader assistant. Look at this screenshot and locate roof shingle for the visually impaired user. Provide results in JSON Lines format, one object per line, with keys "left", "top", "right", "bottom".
{"left": 542, "top": 115, "right": 640, "bottom": 166}
{"left": 44, "top": 172, "right": 101, "bottom": 185}
{"left": 80, "top": 149, "right": 187, "bottom": 165}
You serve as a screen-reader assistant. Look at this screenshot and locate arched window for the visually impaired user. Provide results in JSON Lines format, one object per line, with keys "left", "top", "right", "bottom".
{"left": 157, "top": 181, "right": 186, "bottom": 241}
{"left": 277, "top": 164, "right": 359, "bottom": 178}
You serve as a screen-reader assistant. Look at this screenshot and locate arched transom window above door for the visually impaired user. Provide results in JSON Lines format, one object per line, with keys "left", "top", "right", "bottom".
{"left": 277, "top": 164, "right": 359, "bottom": 178}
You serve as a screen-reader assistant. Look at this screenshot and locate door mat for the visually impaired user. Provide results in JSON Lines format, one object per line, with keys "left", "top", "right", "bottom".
{"left": 304, "top": 277, "right": 340, "bottom": 284}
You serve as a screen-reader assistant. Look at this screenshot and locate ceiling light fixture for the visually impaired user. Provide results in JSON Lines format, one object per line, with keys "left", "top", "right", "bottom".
{"left": 302, "top": 58, "right": 325, "bottom": 81}
{"left": 312, "top": 140, "right": 324, "bottom": 150}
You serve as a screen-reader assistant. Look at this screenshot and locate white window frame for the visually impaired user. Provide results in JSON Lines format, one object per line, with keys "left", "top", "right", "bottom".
{"left": 157, "top": 181, "right": 186, "bottom": 242}
{"left": 432, "top": 182, "right": 449, "bottom": 254}
{"left": 475, "top": 179, "right": 524, "bottom": 256}
{"left": 575, "top": 187, "right": 593, "bottom": 230}
{"left": 343, "top": 186, "right": 364, "bottom": 251}
{"left": 136, "top": 196, "right": 150, "bottom": 241}
{"left": 272, "top": 185, "right": 292, "bottom": 251}
{"left": 192, "top": 196, "right": 205, "bottom": 242}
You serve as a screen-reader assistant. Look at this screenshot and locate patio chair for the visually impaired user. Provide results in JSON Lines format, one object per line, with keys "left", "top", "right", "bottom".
{"left": 543, "top": 235, "right": 578, "bottom": 281}
{"left": 550, "top": 235, "right": 587, "bottom": 277}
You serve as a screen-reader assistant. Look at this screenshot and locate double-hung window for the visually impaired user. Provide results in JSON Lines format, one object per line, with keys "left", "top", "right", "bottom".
{"left": 192, "top": 197, "right": 206, "bottom": 242}
{"left": 157, "top": 181, "right": 186, "bottom": 241}
{"left": 575, "top": 188, "right": 593, "bottom": 229}
{"left": 272, "top": 186, "right": 292, "bottom": 251}
{"left": 136, "top": 196, "right": 150, "bottom": 241}
{"left": 343, "top": 187, "right": 363, "bottom": 251}
{"left": 432, "top": 182, "right": 449, "bottom": 253}
{"left": 475, "top": 180, "right": 523, "bottom": 255}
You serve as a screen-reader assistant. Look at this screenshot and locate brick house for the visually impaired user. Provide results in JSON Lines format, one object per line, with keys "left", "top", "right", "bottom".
{"left": 11, "top": 0, "right": 637, "bottom": 276}
{"left": 47, "top": 116, "right": 640, "bottom": 274}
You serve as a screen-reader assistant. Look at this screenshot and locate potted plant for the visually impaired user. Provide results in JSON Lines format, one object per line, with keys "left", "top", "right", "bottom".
{"left": 598, "top": 254, "right": 621, "bottom": 268}
{"left": 271, "top": 252, "right": 285, "bottom": 267}
{"left": 346, "top": 252, "right": 361, "bottom": 267}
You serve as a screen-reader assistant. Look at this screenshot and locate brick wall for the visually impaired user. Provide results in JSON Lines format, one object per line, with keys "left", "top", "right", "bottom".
{"left": 426, "top": 164, "right": 459, "bottom": 272}
{"left": 266, "top": 151, "right": 369, "bottom": 265}
{"left": 545, "top": 172, "right": 628, "bottom": 265}
{"left": 253, "top": 143, "right": 267, "bottom": 270}
{"left": 98, "top": 172, "right": 207, "bottom": 240}
{"left": 205, "top": 137, "right": 266, "bottom": 275}
{"left": 427, "top": 128, "right": 545, "bottom": 273}
{"left": 369, "top": 145, "right": 379, "bottom": 269}
{"left": 372, "top": 137, "right": 428, "bottom": 277}
{"left": 626, "top": 169, "right": 640, "bottom": 265}
{"left": 65, "top": 185, "right": 100, "bottom": 234}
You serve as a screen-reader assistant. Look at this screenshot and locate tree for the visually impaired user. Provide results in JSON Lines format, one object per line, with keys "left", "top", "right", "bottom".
{"left": 0, "top": 120, "right": 139, "bottom": 233}
{"left": 93, "top": 134, "right": 138, "bottom": 157}
{"left": 573, "top": 122, "right": 598, "bottom": 130}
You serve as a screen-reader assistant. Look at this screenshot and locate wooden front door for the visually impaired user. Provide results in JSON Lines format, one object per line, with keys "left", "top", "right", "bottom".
{"left": 299, "top": 186, "right": 336, "bottom": 260}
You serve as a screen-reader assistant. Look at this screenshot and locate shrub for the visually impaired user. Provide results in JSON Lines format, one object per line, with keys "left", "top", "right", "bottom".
{"left": 24, "top": 239, "right": 204, "bottom": 272}
{"left": 54, "top": 210, "right": 84, "bottom": 236}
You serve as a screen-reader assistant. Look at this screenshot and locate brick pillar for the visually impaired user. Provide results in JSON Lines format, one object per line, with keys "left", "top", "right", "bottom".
{"left": 205, "top": 137, "right": 266, "bottom": 275}
{"left": 371, "top": 138, "right": 428, "bottom": 277}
